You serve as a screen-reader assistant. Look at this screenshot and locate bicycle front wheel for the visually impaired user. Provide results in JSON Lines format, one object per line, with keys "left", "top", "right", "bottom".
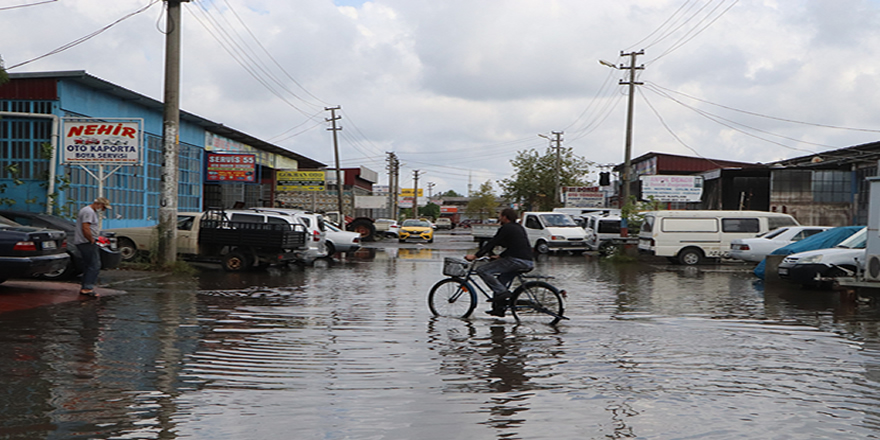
{"left": 428, "top": 278, "right": 477, "bottom": 318}
{"left": 510, "top": 281, "right": 565, "bottom": 325}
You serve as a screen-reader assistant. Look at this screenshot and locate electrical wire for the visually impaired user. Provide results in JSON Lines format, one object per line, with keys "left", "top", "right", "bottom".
{"left": 7, "top": 0, "right": 161, "bottom": 70}
{"left": 646, "top": 0, "right": 739, "bottom": 65}
{"left": 649, "top": 82, "right": 880, "bottom": 133}
{"left": 0, "top": 0, "right": 56, "bottom": 11}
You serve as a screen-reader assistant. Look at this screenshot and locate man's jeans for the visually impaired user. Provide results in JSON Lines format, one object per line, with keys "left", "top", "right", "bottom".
{"left": 76, "top": 243, "right": 101, "bottom": 290}
{"left": 475, "top": 257, "right": 534, "bottom": 298}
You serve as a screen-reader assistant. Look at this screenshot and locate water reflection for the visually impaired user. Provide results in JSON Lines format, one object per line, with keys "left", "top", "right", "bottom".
{"left": 5, "top": 254, "right": 880, "bottom": 438}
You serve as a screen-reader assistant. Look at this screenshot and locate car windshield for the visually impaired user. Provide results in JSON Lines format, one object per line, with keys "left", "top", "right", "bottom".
{"left": 402, "top": 219, "right": 430, "bottom": 227}
{"left": 325, "top": 223, "right": 341, "bottom": 232}
{"left": 0, "top": 215, "right": 20, "bottom": 227}
{"left": 540, "top": 214, "right": 578, "bottom": 227}
{"left": 837, "top": 228, "right": 867, "bottom": 249}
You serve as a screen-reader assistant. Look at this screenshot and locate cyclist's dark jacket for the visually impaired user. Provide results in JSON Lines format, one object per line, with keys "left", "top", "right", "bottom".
{"left": 475, "top": 222, "right": 533, "bottom": 261}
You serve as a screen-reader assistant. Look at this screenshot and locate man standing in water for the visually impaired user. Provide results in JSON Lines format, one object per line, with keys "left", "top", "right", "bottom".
{"left": 74, "top": 197, "right": 111, "bottom": 296}
{"left": 465, "top": 208, "right": 534, "bottom": 317}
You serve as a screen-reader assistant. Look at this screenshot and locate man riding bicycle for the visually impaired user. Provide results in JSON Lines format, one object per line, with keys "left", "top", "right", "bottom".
{"left": 465, "top": 208, "right": 534, "bottom": 317}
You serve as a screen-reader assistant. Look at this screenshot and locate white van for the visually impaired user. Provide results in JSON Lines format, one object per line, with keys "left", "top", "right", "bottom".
{"left": 638, "top": 210, "right": 799, "bottom": 265}
{"left": 521, "top": 211, "right": 589, "bottom": 254}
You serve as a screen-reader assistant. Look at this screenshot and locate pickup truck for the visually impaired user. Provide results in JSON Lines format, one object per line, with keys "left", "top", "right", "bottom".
{"left": 471, "top": 212, "right": 589, "bottom": 254}
{"left": 106, "top": 209, "right": 308, "bottom": 271}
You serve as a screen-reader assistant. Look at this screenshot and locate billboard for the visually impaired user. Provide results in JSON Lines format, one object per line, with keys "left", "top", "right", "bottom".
{"left": 640, "top": 175, "right": 703, "bottom": 202}
{"left": 276, "top": 170, "right": 325, "bottom": 191}
{"left": 62, "top": 119, "right": 142, "bottom": 165}
{"left": 563, "top": 186, "right": 605, "bottom": 208}
{"left": 206, "top": 153, "right": 257, "bottom": 182}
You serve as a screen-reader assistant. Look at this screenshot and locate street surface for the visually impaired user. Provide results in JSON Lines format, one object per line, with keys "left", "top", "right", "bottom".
{"left": 1, "top": 229, "right": 879, "bottom": 439}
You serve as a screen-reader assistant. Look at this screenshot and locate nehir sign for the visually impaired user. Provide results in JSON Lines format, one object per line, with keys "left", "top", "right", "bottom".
{"left": 62, "top": 119, "right": 142, "bottom": 165}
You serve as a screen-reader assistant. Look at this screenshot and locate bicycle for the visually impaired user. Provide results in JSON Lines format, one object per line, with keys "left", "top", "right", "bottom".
{"left": 427, "top": 256, "right": 569, "bottom": 325}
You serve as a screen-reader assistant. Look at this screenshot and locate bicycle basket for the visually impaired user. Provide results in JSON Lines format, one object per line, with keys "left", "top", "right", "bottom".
{"left": 443, "top": 257, "right": 469, "bottom": 277}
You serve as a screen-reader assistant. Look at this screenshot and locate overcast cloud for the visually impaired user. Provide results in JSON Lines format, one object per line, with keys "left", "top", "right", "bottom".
{"left": 3, "top": 0, "right": 880, "bottom": 196}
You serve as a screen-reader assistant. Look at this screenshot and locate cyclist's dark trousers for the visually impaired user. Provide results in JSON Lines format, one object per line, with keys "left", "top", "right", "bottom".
{"left": 475, "top": 257, "right": 534, "bottom": 300}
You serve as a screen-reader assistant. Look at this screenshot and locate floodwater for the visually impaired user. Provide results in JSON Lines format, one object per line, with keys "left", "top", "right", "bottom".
{"left": 3, "top": 233, "right": 880, "bottom": 439}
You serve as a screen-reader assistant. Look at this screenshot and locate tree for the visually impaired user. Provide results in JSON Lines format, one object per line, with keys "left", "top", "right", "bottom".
{"left": 466, "top": 180, "right": 498, "bottom": 221}
{"left": 440, "top": 189, "right": 462, "bottom": 197}
{"left": 419, "top": 202, "right": 440, "bottom": 220}
{"left": 0, "top": 56, "right": 8, "bottom": 85}
{"left": 500, "top": 147, "right": 592, "bottom": 211}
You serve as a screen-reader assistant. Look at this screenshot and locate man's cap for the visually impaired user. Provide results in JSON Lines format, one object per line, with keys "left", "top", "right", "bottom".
{"left": 94, "top": 197, "right": 112, "bottom": 209}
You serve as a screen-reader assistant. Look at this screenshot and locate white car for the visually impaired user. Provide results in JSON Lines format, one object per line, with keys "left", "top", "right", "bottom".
{"left": 324, "top": 222, "right": 361, "bottom": 254}
{"left": 729, "top": 226, "right": 829, "bottom": 262}
{"left": 248, "top": 208, "right": 328, "bottom": 261}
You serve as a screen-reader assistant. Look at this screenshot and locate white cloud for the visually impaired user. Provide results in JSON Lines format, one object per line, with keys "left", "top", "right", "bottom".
{"left": 3, "top": 0, "right": 880, "bottom": 196}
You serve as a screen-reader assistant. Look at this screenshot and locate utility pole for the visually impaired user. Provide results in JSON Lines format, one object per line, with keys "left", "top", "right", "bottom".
{"left": 539, "top": 131, "right": 564, "bottom": 207}
{"left": 619, "top": 50, "right": 644, "bottom": 210}
{"left": 427, "top": 181, "right": 436, "bottom": 198}
{"left": 326, "top": 106, "right": 344, "bottom": 218}
{"left": 157, "top": 0, "right": 188, "bottom": 266}
{"left": 412, "top": 169, "right": 421, "bottom": 219}
{"left": 386, "top": 152, "right": 399, "bottom": 220}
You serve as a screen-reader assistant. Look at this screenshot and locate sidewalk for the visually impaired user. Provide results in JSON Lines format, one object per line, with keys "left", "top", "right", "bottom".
{"left": 0, "top": 269, "right": 158, "bottom": 314}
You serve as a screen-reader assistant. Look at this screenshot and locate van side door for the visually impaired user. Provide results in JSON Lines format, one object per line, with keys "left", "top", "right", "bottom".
{"left": 523, "top": 214, "right": 544, "bottom": 246}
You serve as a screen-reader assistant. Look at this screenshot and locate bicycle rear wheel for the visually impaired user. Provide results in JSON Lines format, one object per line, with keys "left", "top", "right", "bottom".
{"left": 428, "top": 278, "right": 477, "bottom": 318}
{"left": 510, "top": 281, "right": 564, "bottom": 325}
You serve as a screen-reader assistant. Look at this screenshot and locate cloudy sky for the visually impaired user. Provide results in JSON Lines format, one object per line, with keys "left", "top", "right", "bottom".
{"left": 3, "top": 0, "right": 880, "bottom": 196}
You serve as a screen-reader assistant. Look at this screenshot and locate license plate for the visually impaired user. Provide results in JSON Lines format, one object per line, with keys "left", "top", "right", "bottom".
{"left": 42, "top": 241, "right": 56, "bottom": 250}
{"left": 778, "top": 267, "right": 788, "bottom": 275}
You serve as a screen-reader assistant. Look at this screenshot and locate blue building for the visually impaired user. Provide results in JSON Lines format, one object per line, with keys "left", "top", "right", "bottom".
{"left": 0, "top": 71, "right": 324, "bottom": 228}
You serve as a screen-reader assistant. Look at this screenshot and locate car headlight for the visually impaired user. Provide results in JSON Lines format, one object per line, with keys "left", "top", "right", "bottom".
{"left": 798, "top": 254, "right": 824, "bottom": 264}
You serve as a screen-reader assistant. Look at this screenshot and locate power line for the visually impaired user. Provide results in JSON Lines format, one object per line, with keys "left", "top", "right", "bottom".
{"left": 0, "top": 0, "right": 56, "bottom": 12}
{"left": 7, "top": 0, "right": 161, "bottom": 70}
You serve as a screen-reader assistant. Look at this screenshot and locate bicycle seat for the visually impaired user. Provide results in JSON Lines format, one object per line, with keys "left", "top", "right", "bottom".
{"left": 517, "top": 267, "right": 534, "bottom": 274}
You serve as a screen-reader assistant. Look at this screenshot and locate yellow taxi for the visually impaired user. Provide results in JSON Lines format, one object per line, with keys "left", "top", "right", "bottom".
{"left": 398, "top": 219, "right": 434, "bottom": 243}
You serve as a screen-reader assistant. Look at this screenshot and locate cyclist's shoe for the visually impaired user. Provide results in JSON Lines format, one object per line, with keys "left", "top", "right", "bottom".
{"left": 485, "top": 308, "right": 506, "bottom": 317}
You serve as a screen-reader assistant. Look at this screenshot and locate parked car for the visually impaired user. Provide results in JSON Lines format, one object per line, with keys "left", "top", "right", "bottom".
{"left": 374, "top": 218, "right": 400, "bottom": 238}
{"left": 0, "top": 215, "right": 70, "bottom": 284}
{"left": 729, "top": 226, "right": 830, "bottom": 263}
{"left": 399, "top": 219, "right": 434, "bottom": 243}
{"left": 246, "top": 208, "right": 328, "bottom": 261}
{"left": 435, "top": 218, "right": 453, "bottom": 230}
{"left": 582, "top": 211, "right": 622, "bottom": 253}
{"left": 777, "top": 227, "right": 867, "bottom": 288}
{"left": 324, "top": 222, "right": 361, "bottom": 254}
{"left": 0, "top": 209, "right": 120, "bottom": 279}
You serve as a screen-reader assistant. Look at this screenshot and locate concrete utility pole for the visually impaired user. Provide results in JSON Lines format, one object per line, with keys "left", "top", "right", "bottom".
{"left": 539, "top": 131, "right": 564, "bottom": 207}
{"left": 427, "top": 181, "right": 436, "bottom": 198}
{"left": 619, "top": 50, "right": 644, "bottom": 209}
{"left": 158, "top": 0, "right": 188, "bottom": 266}
{"left": 412, "top": 169, "right": 421, "bottom": 219}
{"left": 326, "top": 106, "right": 344, "bottom": 218}
{"left": 386, "top": 152, "right": 399, "bottom": 219}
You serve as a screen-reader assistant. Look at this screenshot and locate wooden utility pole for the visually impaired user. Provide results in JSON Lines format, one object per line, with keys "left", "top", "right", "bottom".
{"left": 326, "top": 106, "right": 344, "bottom": 218}
{"left": 158, "top": 0, "right": 187, "bottom": 266}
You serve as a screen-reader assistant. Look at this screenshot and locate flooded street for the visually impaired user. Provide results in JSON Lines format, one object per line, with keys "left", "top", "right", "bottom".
{"left": 3, "top": 232, "right": 880, "bottom": 439}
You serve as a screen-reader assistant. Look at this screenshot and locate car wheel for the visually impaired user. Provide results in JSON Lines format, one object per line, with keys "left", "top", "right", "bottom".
{"left": 325, "top": 241, "right": 336, "bottom": 256}
{"left": 535, "top": 241, "right": 550, "bottom": 254}
{"left": 598, "top": 242, "right": 617, "bottom": 258}
{"left": 117, "top": 237, "right": 138, "bottom": 262}
{"left": 678, "top": 247, "right": 703, "bottom": 265}
{"left": 41, "top": 259, "right": 77, "bottom": 280}
{"left": 222, "top": 251, "right": 250, "bottom": 272}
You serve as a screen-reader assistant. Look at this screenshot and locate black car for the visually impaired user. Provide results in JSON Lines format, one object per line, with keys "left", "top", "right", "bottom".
{"left": 0, "top": 215, "right": 70, "bottom": 284}
{"left": 0, "top": 210, "right": 120, "bottom": 279}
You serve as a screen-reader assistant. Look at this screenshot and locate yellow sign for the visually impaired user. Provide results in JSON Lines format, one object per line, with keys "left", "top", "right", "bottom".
{"left": 400, "top": 188, "right": 424, "bottom": 197}
{"left": 277, "top": 170, "right": 325, "bottom": 191}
